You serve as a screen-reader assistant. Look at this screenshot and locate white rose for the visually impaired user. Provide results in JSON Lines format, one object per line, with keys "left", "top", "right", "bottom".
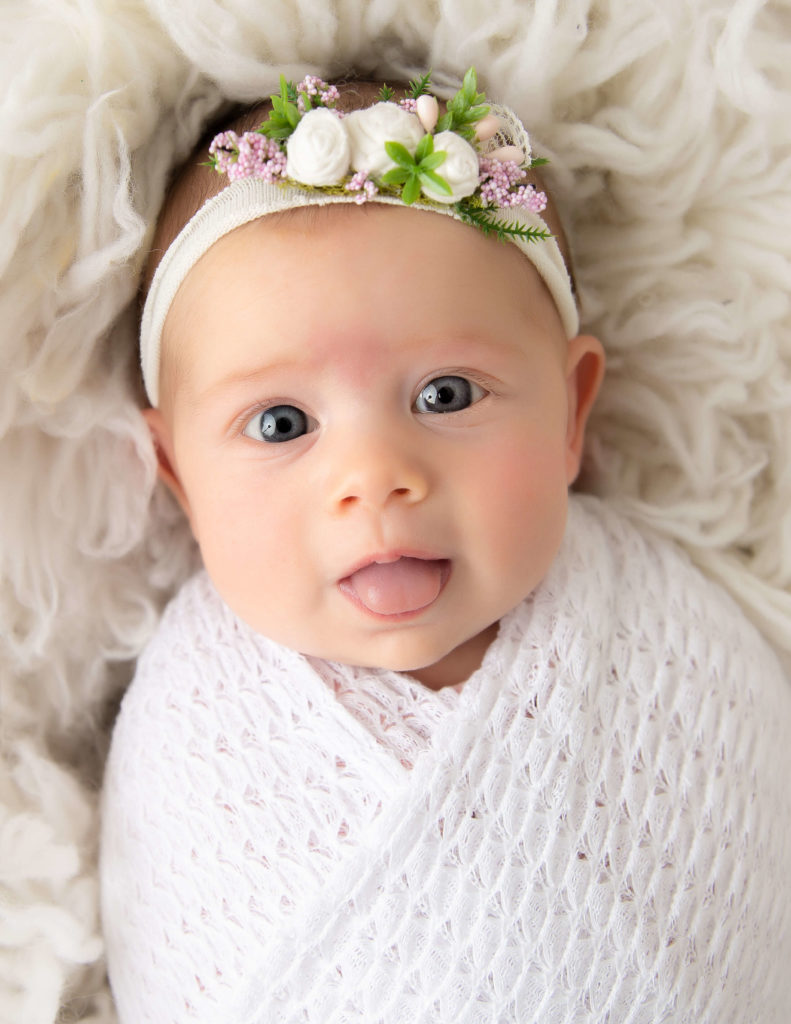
{"left": 286, "top": 107, "right": 350, "bottom": 186}
{"left": 345, "top": 102, "right": 424, "bottom": 177}
{"left": 420, "top": 131, "right": 481, "bottom": 203}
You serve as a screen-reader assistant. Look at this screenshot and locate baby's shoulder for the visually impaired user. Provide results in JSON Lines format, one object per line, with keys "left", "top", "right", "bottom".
{"left": 566, "top": 494, "right": 765, "bottom": 618}
{"left": 123, "top": 571, "right": 292, "bottom": 706}
{"left": 105, "top": 572, "right": 307, "bottom": 785}
{"left": 561, "top": 495, "right": 790, "bottom": 712}
{"left": 135, "top": 570, "right": 242, "bottom": 673}
{"left": 562, "top": 493, "right": 789, "bottom": 693}
{"left": 564, "top": 492, "right": 715, "bottom": 594}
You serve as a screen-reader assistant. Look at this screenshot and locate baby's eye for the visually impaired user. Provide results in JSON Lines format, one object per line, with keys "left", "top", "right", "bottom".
{"left": 243, "top": 404, "right": 311, "bottom": 443}
{"left": 414, "top": 375, "right": 486, "bottom": 414}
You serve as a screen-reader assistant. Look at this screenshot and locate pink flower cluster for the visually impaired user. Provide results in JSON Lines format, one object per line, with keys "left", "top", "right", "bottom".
{"left": 345, "top": 170, "right": 379, "bottom": 204}
{"left": 399, "top": 97, "right": 418, "bottom": 113}
{"left": 209, "top": 131, "right": 288, "bottom": 183}
{"left": 296, "top": 75, "right": 341, "bottom": 112}
{"left": 478, "top": 157, "right": 548, "bottom": 213}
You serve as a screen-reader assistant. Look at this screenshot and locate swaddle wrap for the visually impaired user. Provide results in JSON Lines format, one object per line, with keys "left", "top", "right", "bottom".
{"left": 101, "top": 495, "right": 791, "bottom": 1023}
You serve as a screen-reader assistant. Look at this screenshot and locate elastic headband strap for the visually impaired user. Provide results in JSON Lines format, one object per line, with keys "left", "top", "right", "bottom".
{"left": 140, "top": 178, "right": 578, "bottom": 407}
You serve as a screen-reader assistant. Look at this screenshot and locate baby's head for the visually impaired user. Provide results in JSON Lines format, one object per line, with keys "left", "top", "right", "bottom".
{"left": 141, "top": 71, "right": 604, "bottom": 688}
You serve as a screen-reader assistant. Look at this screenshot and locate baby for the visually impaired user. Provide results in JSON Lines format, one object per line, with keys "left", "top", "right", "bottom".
{"left": 101, "top": 72, "right": 791, "bottom": 1023}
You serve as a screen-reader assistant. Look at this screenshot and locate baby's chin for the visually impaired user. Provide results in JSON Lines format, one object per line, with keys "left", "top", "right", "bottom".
{"left": 402, "top": 622, "right": 500, "bottom": 689}
{"left": 296, "top": 622, "right": 500, "bottom": 691}
{"left": 213, "top": 582, "right": 502, "bottom": 690}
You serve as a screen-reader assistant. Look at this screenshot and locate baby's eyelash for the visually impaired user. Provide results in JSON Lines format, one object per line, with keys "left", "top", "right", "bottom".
{"left": 415, "top": 369, "right": 500, "bottom": 397}
{"left": 233, "top": 399, "right": 288, "bottom": 430}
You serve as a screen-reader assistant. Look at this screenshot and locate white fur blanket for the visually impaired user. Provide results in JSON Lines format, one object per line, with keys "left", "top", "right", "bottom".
{"left": 1, "top": 1, "right": 790, "bottom": 1021}
{"left": 101, "top": 496, "right": 791, "bottom": 1022}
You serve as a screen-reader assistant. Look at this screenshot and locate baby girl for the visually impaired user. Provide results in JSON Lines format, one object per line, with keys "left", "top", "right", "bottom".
{"left": 101, "top": 71, "right": 791, "bottom": 1023}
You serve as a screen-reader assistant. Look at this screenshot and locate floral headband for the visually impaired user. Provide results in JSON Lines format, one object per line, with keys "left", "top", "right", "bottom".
{"left": 140, "top": 69, "right": 578, "bottom": 406}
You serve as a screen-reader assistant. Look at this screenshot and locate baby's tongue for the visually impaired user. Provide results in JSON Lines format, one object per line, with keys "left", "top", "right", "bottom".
{"left": 347, "top": 557, "right": 445, "bottom": 615}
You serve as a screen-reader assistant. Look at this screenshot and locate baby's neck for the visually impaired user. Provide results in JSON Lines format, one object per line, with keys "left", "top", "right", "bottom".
{"left": 408, "top": 621, "right": 499, "bottom": 691}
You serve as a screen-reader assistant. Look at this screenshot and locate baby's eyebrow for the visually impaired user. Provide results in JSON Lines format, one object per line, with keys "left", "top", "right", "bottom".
{"left": 190, "top": 358, "right": 302, "bottom": 406}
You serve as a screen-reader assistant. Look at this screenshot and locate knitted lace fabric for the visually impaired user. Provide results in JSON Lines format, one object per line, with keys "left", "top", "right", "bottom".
{"left": 100, "top": 495, "right": 791, "bottom": 1023}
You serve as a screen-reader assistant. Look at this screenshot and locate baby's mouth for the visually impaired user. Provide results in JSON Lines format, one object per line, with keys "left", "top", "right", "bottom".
{"left": 339, "top": 556, "right": 451, "bottom": 617}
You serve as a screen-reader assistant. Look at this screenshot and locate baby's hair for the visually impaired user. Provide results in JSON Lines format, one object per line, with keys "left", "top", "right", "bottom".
{"left": 142, "top": 78, "right": 574, "bottom": 301}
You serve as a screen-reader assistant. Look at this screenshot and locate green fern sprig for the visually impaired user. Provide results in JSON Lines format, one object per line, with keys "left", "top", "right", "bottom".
{"left": 408, "top": 71, "right": 433, "bottom": 99}
{"left": 454, "top": 202, "right": 551, "bottom": 243}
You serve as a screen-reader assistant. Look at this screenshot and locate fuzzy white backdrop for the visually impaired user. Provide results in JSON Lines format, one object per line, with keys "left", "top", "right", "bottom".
{"left": 0, "top": 0, "right": 789, "bottom": 1020}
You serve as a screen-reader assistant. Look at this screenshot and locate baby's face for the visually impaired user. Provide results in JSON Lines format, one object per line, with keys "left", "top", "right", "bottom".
{"left": 148, "top": 205, "right": 601, "bottom": 688}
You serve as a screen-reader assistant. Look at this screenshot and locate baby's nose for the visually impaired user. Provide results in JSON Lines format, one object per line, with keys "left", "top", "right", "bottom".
{"left": 327, "top": 428, "right": 430, "bottom": 513}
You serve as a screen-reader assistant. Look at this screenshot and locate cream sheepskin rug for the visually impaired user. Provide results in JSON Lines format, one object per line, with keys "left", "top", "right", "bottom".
{"left": 0, "top": 0, "right": 789, "bottom": 1020}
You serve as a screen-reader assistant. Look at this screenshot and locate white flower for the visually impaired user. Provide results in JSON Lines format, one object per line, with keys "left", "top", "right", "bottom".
{"left": 345, "top": 102, "right": 424, "bottom": 177}
{"left": 421, "top": 131, "right": 480, "bottom": 203}
{"left": 286, "top": 107, "right": 350, "bottom": 186}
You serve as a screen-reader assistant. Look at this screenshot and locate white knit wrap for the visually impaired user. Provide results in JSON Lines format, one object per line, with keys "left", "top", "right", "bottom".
{"left": 140, "top": 172, "right": 578, "bottom": 407}
{"left": 101, "top": 495, "right": 791, "bottom": 1023}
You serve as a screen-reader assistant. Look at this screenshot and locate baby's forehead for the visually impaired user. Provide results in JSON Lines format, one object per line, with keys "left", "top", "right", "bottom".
{"left": 171, "top": 203, "right": 562, "bottom": 362}
{"left": 161, "top": 202, "right": 568, "bottom": 415}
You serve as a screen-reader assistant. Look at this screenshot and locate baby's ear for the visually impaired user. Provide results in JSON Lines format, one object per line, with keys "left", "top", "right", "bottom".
{"left": 564, "top": 334, "right": 605, "bottom": 484}
{"left": 142, "top": 408, "right": 194, "bottom": 525}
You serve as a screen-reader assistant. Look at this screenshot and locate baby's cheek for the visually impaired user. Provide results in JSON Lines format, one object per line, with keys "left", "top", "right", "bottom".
{"left": 486, "top": 431, "right": 566, "bottom": 504}
{"left": 186, "top": 477, "right": 282, "bottom": 604}
{"left": 472, "top": 433, "right": 569, "bottom": 566}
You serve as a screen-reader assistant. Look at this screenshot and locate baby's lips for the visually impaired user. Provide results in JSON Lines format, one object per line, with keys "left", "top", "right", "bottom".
{"left": 340, "top": 556, "right": 450, "bottom": 616}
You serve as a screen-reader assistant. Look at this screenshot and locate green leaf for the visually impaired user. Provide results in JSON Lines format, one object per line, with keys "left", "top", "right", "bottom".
{"left": 381, "top": 167, "right": 410, "bottom": 186}
{"left": 415, "top": 133, "right": 434, "bottom": 162}
{"left": 260, "top": 123, "right": 293, "bottom": 140}
{"left": 434, "top": 75, "right": 489, "bottom": 137}
{"left": 402, "top": 176, "right": 421, "bottom": 205}
{"left": 275, "top": 76, "right": 296, "bottom": 110}
{"left": 447, "top": 94, "right": 464, "bottom": 117}
{"left": 529, "top": 157, "right": 550, "bottom": 167}
{"left": 420, "top": 169, "right": 451, "bottom": 194}
{"left": 454, "top": 125, "right": 476, "bottom": 142}
{"left": 283, "top": 77, "right": 299, "bottom": 105}
{"left": 440, "top": 67, "right": 489, "bottom": 137}
{"left": 259, "top": 75, "right": 302, "bottom": 139}
{"left": 419, "top": 150, "right": 446, "bottom": 171}
{"left": 378, "top": 84, "right": 395, "bottom": 102}
{"left": 384, "top": 141, "right": 417, "bottom": 169}
{"left": 461, "top": 67, "right": 478, "bottom": 104}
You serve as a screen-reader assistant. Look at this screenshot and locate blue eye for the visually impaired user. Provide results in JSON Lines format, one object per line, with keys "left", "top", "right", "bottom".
{"left": 243, "top": 404, "right": 310, "bottom": 443}
{"left": 415, "top": 375, "right": 485, "bottom": 414}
